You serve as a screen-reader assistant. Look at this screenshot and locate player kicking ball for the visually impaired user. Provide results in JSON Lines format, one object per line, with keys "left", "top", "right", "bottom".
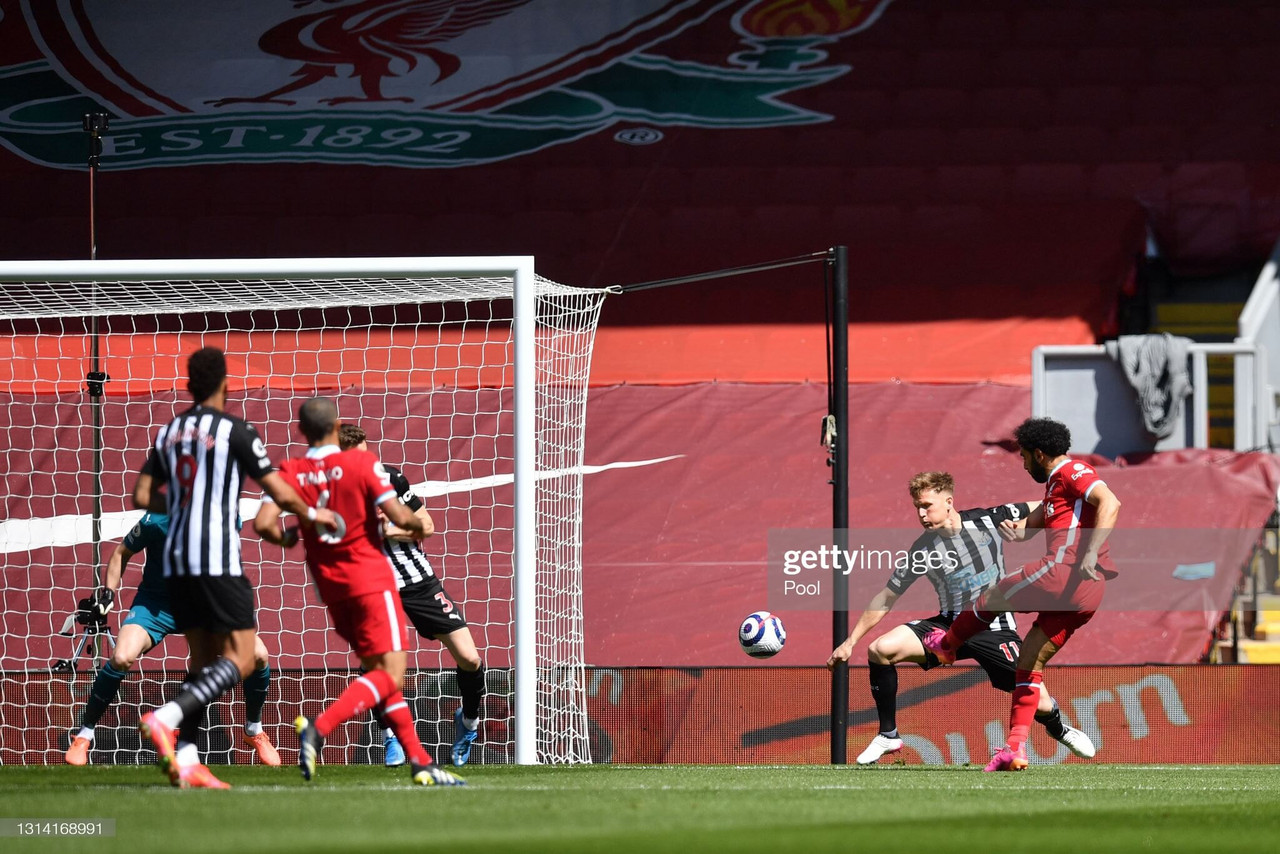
{"left": 254, "top": 397, "right": 463, "bottom": 786}
{"left": 924, "top": 419, "right": 1120, "bottom": 771}
{"left": 338, "top": 424, "right": 485, "bottom": 768}
{"left": 827, "top": 471, "right": 1094, "bottom": 765}
{"left": 65, "top": 512, "right": 280, "bottom": 767}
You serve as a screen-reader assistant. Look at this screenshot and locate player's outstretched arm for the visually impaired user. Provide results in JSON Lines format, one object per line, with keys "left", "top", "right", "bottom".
{"left": 827, "top": 586, "right": 899, "bottom": 670}
{"left": 258, "top": 471, "right": 335, "bottom": 529}
{"left": 384, "top": 506, "right": 435, "bottom": 543}
{"left": 379, "top": 495, "right": 426, "bottom": 540}
{"left": 130, "top": 472, "right": 167, "bottom": 514}
{"left": 998, "top": 501, "right": 1045, "bottom": 542}
{"left": 253, "top": 498, "right": 299, "bottom": 547}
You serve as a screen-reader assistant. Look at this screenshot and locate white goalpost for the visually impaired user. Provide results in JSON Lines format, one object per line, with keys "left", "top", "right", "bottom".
{"left": 0, "top": 256, "right": 608, "bottom": 766}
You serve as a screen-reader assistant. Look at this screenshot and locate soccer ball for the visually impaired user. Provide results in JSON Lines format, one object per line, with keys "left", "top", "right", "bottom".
{"left": 738, "top": 610, "right": 786, "bottom": 659}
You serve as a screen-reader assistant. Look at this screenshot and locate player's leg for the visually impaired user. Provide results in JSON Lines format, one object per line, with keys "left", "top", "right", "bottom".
{"left": 923, "top": 587, "right": 1013, "bottom": 664}
{"left": 66, "top": 622, "right": 157, "bottom": 765}
{"left": 296, "top": 590, "right": 461, "bottom": 784}
{"left": 239, "top": 635, "right": 280, "bottom": 765}
{"left": 438, "top": 627, "right": 484, "bottom": 766}
{"left": 400, "top": 578, "right": 484, "bottom": 766}
{"left": 961, "top": 625, "right": 1094, "bottom": 760}
{"left": 855, "top": 623, "right": 931, "bottom": 764}
{"left": 140, "top": 578, "right": 254, "bottom": 787}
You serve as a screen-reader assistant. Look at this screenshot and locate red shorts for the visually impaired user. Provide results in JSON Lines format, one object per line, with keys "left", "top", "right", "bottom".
{"left": 328, "top": 590, "right": 410, "bottom": 658}
{"left": 996, "top": 556, "right": 1107, "bottom": 647}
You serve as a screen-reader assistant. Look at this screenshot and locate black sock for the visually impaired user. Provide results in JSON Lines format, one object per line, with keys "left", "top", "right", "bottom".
{"left": 175, "top": 657, "right": 241, "bottom": 720}
{"left": 868, "top": 662, "right": 898, "bottom": 737}
{"left": 1035, "top": 700, "right": 1067, "bottom": 739}
{"left": 457, "top": 664, "right": 486, "bottom": 721}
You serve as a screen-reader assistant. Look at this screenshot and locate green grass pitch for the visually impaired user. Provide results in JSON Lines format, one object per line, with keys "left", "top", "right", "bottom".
{"left": 2, "top": 764, "right": 1278, "bottom": 854}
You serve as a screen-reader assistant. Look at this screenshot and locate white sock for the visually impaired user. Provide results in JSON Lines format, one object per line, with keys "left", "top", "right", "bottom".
{"left": 462, "top": 715, "right": 480, "bottom": 732}
{"left": 153, "top": 702, "right": 183, "bottom": 730}
{"left": 76, "top": 727, "right": 95, "bottom": 742}
{"left": 244, "top": 721, "right": 263, "bottom": 737}
{"left": 384, "top": 727, "right": 396, "bottom": 740}
{"left": 176, "top": 742, "right": 199, "bottom": 769}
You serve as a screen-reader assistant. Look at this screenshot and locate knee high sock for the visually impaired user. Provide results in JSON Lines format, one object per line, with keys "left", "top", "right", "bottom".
{"left": 242, "top": 664, "right": 271, "bottom": 725}
{"left": 1007, "top": 669, "right": 1044, "bottom": 752}
{"left": 457, "top": 664, "right": 486, "bottom": 721}
{"left": 174, "top": 657, "right": 242, "bottom": 722}
{"left": 942, "top": 608, "right": 996, "bottom": 653}
{"left": 316, "top": 669, "right": 396, "bottom": 739}
{"left": 81, "top": 662, "right": 128, "bottom": 729}
{"left": 377, "top": 692, "right": 431, "bottom": 767}
{"left": 868, "top": 663, "right": 898, "bottom": 737}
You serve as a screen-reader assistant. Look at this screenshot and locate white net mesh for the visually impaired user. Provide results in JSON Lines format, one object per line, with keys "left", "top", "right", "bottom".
{"left": 0, "top": 261, "right": 607, "bottom": 765}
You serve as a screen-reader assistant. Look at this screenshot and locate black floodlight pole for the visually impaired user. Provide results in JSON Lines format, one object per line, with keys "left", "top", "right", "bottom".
{"left": 827, "top": 246, "right": 850, "bottom": 764}
{"left": 84, "top": 113, "right": 110, "bottom": 597}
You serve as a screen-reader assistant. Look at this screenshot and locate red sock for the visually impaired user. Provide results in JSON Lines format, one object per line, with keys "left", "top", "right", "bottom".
{"left": 379, "top": 692, "right": 432, "bottom": 767}
{"left": 943, "top": 609, "right": 994, "bottom": 652}
{"left": 316, "top": 669, "right": 396, "bottom": 738}
{"left": 1007, "top": 669, "right": 1044, "bottom": 752}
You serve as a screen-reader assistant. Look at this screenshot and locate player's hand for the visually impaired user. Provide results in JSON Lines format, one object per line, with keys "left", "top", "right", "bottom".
{"left": 89, "top": 587, "right": 115, "bottom": 617}
{"left": 312, "top": 507, "right": 338, "bottom": 528}
{"left": 997, "top": 519, "right": 1021, "bottom": 542}
{"left": 1076, "top": 554, "right": 1101, "bottom": 581}
{"left": 826, "top": 642, "right": 853, "bottom": 671}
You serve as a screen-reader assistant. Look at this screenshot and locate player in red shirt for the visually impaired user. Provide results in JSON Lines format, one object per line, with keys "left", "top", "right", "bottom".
{"left": 924, "top": 417, "right": 1121, "bottom": 771}
{"left": 253, "top": 397, "right": 463, "bottom": 786}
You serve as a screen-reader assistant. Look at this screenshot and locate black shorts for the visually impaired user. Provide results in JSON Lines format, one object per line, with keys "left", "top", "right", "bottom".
{"left": 398, "top": 576, "right": 467, "bottom": 639}
{"left": 905, "top": 615, "right": 1021, "bottom": 692}
{"left": 166, "top": 575, "right": 256, "bottom": 634}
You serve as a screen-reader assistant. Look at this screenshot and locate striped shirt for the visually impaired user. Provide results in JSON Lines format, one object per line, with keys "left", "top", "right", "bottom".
{"left": 142, "top": 405, "right": 273, "bottom": 578}
{"left": 888, "top": 504, "right": 1031, "bottom": 631}
{"left": 380, "top": 464, "right": 436, "bottom": 590}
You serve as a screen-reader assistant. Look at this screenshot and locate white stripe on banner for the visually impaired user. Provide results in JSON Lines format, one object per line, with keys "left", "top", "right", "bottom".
{"left": 0, "top": 456, "right": 683, "bottom": 554}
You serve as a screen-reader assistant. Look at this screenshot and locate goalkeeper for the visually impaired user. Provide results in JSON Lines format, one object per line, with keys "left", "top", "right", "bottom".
{"left": 64, "top": 511, "right": 281, "bottom": 767}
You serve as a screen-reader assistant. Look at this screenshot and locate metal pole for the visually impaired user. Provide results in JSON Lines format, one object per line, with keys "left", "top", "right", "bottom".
{"left": 83, "top": 113, "right": 109, "bottom": 605}
{"left": 830, "top": 245, "right": 849, "bottom": 764}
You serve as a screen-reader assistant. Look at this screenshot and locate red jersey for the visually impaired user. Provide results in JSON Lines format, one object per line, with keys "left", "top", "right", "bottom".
{"left": 277, "top": 446, "right": 399, "bottom": 604}
{"left": 1041, "top": 458, "right": 1117, "bottom": 576}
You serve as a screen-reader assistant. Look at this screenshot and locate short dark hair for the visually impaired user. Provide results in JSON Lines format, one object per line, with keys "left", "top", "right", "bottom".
{"left": 187, "top": 347, "right": 227, "bottom": 402}
{"left": 298, "top": 397, "right": 339, "bottom": 443}
{"left": 338, "top": 423, "right": 366, "bottom": 450}
{"left": 1013, "top": 417, "right": 1071, "bottom": 457}
{"left": 908, "top": 471, "right": 954, "bottom": 499}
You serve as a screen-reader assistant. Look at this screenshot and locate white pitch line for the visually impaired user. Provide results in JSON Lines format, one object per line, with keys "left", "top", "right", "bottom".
{"left": 0, "top": 455, "right": 683, "bottom": 554}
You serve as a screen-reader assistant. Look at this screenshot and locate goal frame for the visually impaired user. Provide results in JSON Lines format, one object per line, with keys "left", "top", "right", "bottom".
{"left": 0, "top": 255, "right": 570, "bottom": 766}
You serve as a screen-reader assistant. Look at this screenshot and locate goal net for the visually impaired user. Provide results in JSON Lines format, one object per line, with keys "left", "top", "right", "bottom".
{"left": 0, "top": 256, "right": 608, "bottom": 766}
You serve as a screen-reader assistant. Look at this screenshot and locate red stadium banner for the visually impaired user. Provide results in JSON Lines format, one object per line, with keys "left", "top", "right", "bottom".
{"left": 6, "top": 665, "right": 1278, "bottom": 764}
{"left": 585, "top": 665, "right": 1280, "bottom": 765}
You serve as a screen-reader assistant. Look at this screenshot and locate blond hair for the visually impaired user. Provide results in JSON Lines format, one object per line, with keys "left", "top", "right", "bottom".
{"left": 908, "top": 471, "right": 955, "bottom": 499}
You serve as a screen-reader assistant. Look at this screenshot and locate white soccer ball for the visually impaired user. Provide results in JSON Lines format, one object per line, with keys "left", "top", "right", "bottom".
{"left": 738, "top": 610, "right": 786, "bottom": 659}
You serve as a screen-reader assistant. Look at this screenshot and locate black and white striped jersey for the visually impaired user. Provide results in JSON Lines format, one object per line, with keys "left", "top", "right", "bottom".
{"left": 887, "top": 503, "right": 1031, "bottom": 631}
{"left": 380, "top": 463, "right": 436, "bottom": 590}
{"left": 142, "top": 405, "right": 273, "bottom": 578}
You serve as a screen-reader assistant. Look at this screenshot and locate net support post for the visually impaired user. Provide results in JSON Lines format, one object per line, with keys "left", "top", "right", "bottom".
{"left": 512, "top": 256, "right": 538, "bottom": 765}
{"left": 829, "top": 245, "right": 850, "bottom": 765}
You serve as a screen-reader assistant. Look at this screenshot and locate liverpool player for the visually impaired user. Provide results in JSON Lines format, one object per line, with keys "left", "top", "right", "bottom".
{"left": 338, "top": 424, "right": 486, "bottom": 768}
{"left": 254, "top": 397, "right": 463, "bottom": 786}
{"left": 924, "top": 418, "right": 1120, "bottom": 771}
{"left": 826, "top": 471, "right": 1094, "bottom": 764}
